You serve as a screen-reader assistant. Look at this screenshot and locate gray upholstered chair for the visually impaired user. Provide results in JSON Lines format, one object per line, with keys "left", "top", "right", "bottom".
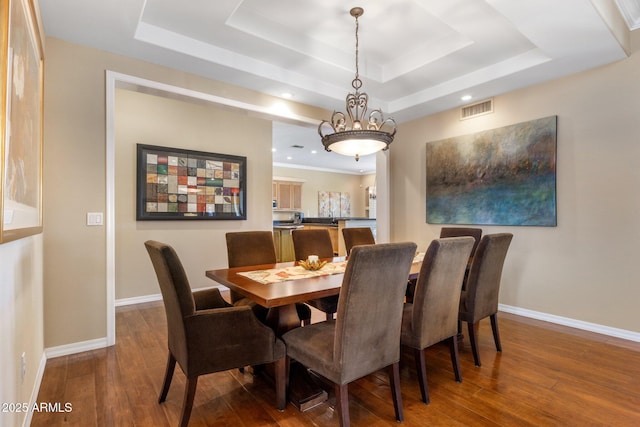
{"left": 292, "top": 228, "right": 338, "bottom": 320}
{"left": 407, "top": 227, "right": 483, "bottom": 303}
{"left": 458, "top": 233, "right": 513, "bottom": 366}
{"left": 225, "top": 231, "right": 311, "bottom": 325}
{"left": 283, "top": 242, "right": 417, "bottom": 427}
{"left": 341, "top": 227, "right": 375, "bottom": 256}
{"left": 144, "top": 240, "right": 286, "bottom": 427}
{"left": 439, "top": 227, "right": 483, "bottom": 258}
{"left": 401, "top": 237, "right": 475, "bottom": 404}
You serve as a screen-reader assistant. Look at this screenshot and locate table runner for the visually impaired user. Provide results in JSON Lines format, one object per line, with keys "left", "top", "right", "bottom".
{"left": 238, "top": 261, "right": 349, "bottom": 284}
{"left": 237, "top": 252, "right": 425, "bottom": 285}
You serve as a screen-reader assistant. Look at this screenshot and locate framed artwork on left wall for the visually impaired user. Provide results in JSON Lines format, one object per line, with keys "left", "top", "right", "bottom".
{"left": 136, "top": 144, "right": 247, "bottom": 220}
{"left": 0, "top": 0, "right": 44, "bottom": 243}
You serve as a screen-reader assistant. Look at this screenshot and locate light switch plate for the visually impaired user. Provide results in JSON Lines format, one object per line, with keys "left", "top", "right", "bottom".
{"left": 87, "top": 212, "right": 104, "bottom": 226}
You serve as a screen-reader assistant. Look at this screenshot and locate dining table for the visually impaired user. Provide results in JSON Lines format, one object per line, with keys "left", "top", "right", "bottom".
{"left": 205, "top": 254, "right": 423, "bottom": 411}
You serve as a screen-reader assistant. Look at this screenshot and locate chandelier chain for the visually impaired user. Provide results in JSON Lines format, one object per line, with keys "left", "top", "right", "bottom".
{"left": 352, "top": 13, "right": 362, "bottom": 91}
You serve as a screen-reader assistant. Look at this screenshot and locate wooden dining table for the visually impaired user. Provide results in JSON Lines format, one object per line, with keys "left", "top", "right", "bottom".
{"left": 206, "top": 257, "right": 422, "bottom": 335}
{"left": 205, "top": 256, "right": 423, "bottom": 411}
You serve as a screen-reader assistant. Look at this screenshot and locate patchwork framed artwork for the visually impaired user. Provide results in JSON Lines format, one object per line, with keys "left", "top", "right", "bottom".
{"left": 425, "top": 116, "right": 557, "bottom": 226}
{"left": 1, "top": 0, "right": 44, "bottom": 243}
{"left": 136, "top": 144, "right": 246, "bottom": 220}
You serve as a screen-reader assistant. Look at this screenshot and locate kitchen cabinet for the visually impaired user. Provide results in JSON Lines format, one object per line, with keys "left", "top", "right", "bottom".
{"left": 365, "top": 186, "right": 376, "bottom": 219}
{"left": 273, "top": 181, "right": 302, "bottom": 210}
{"left": 273, "top": 226, "right": 300, "bottom": 262}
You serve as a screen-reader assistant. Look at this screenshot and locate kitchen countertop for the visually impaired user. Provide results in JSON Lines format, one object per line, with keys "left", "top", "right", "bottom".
{"left": 273, "top": 224, "right": 304, "bottom": 230}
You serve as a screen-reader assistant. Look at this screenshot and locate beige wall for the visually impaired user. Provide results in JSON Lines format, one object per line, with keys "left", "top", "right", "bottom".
{"left": 0, "top": 236, "right": 43, "bottom": 427}
{"left": 115, "top": 90, "right": 272, "bottom": 300}
{"left": 39, "top": 34, "right": 640, "bottom": 353}
{"left": 273, "top": 166, "right": 375, "bottom": 217}
{"left": 390, "top": 51, "right": 640, "bottom": 332}
{"left": 43, "top": 37, "right": 328, "bottom": 347}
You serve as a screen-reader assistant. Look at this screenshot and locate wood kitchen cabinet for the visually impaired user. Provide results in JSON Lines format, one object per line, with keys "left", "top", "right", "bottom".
{"left": 273, "top": 181, "right": 302, "bottom": 210}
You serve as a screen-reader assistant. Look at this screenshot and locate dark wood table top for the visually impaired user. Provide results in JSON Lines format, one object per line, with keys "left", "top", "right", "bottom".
{"left": 206, "top": 256, "right": 422, "bottom": 309}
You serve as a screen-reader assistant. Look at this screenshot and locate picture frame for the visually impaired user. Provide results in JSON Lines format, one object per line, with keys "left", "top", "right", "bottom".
{"left": 136, "top": 144, "right": 247, "bottom": 220}
{"left": 425, "top": 116, "right": 557, "bottom": 226}
{"left": 1, "top": 0, "right": 44, "bottom": 243}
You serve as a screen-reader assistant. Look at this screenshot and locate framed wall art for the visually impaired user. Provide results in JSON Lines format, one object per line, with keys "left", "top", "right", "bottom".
{"left": 136, "top": 144, "right": 247, "bottom": 220}
{"left": 425, "top": 116, "right": 557, "bottom": 226}
{"left": 1, "top": 0, "right": 44, "bottom": 243}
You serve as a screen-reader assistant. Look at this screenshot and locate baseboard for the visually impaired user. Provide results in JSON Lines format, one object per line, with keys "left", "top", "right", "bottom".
{"left": 22, "top": 352, "right": 47, "bottom": 427}
{"left": 115, "top": 293, "right": 162, "bottom": 307}
{"left": 44, "top": 337, "right": 109, "bottom": 359}
{"left": 114, "top": 284, "right": 225, "bottom": 307}
{"left": 499, "top": 304, "right": 640, "bottom": 343}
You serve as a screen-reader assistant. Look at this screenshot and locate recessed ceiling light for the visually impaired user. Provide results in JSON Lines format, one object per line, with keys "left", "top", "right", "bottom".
{"left": 272, "top": 148, "right": 277, "bottom": 152}
{"left": 311, "top": 150, "right": 317, "bottom": 154}
{"left": 461, "top": 95, "right": 472, "bottom": 101}
{"left": 281, "top": 92, "right": 293, "bottom": 99}
{"left": 286, "top": 156, "right": 293, "bottom": 160}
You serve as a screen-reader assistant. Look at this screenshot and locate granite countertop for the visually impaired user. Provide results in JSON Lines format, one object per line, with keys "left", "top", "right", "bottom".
{"left": 273, "top": 217, "right": 375, "bottom": 228}
{"left": 273, "top": 224, "right": 304, "bottom": 230}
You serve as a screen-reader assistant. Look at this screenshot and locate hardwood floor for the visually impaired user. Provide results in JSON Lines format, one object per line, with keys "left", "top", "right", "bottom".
{"left": 33, "top": 298, "right": 640, "bottom": 426}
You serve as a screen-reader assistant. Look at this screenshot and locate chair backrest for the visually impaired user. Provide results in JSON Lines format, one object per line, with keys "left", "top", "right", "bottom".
{"left": 144, "top": 240, "right": 194, "bottom": 364}
{"left": 292, "top": 228, "right": 334, "bottom": 260}
{"left": 334, "top": 242, "right": 417, "bottom": 384}
{"left": 342, "top": 227, "right": 375, "bottom": 255}
{"left": 464, "top": 233, "right": 513, "bottom": 320}
{"left": 225, "top": 231, "right": 277, "bottom": 267}
{"left": 409, "top": 237, "right": 475, "bottom": 346}
{"left": 439, "top": 227, "right": 483, "bottom": 257}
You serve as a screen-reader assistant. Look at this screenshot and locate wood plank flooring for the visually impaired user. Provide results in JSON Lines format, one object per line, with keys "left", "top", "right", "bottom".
{"left": 32, "top": 298, "right": 640, "bottom": 426}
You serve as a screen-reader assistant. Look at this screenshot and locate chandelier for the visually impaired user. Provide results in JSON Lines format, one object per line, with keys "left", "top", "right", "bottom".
{"left": 318, "top": 7, "right": 396, "bottom": 162}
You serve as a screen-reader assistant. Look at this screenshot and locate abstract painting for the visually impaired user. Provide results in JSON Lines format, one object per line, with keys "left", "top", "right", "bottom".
{"left": 318, "top": 191, "right": 350, "bottom": 217}
{"left": 1, "top": 0, "right": 44, "bottom": 243}
{"left": 426, "top": 116, "right": 557, "bottom": 226}
{"left": 137, "top": 144, "right": 246, "bottom": 220}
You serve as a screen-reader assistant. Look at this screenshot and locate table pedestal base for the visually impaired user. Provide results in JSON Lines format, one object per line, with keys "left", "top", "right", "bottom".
{"left": 288, "top": 363, "right": 327, "bottom": 411}
{"left": 265, "top": 304, "right": 328, "bottom": 411}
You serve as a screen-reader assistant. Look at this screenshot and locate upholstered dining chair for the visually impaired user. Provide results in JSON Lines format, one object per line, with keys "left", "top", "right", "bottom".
{"left": 439, "top": 227, "right": 483, "bottom": 258}
{"left": 225, "top": 231, "right": 311, "bottom": 325}
{"left": 341, "top": 227, "right": 375, "bottom": 256}
{"left": 144, "top": 240, "right": 286, "bottom": 427}
{"left": 458, "top": 233, "right": 513, "bottom": 367}
{"left": 292, "top": 228, "right": 339, "bottom": 321}
{"left": 401, "top": 237, "right": 475, "bottom": 404}
{"left": 407, "top": 227, "right": 483, "bottom": 303}
{"left": 283, "top": 242, "right": 417, "bottom": 427}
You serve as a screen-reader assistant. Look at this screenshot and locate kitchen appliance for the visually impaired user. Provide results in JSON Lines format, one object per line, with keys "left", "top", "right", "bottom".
{"left": 293, "top": 212, "right": 304, "bottom": 224}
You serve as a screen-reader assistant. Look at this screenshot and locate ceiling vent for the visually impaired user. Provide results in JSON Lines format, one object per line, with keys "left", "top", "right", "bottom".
{"left": 291, "top": 144, "right": 305, "bottom": 149}
{"left": 460, "top": 98, "right": 494, "bottom": 120}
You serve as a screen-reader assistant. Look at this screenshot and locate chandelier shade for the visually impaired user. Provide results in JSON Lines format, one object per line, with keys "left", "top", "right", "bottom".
{"left": 318, "top": 7, "right": 396, "bottom": 162}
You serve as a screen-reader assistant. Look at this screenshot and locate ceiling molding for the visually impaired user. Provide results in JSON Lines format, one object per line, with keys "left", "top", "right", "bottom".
{"left": 616, "top": 0, "right": 640, "bottom": 30}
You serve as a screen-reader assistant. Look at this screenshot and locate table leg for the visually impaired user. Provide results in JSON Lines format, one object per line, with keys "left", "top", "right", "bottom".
{"left": 265, "top": 304, "right": 300, "bottom": 336}
{"left": 265, "top": 304, "right": 328, "bottom": 411}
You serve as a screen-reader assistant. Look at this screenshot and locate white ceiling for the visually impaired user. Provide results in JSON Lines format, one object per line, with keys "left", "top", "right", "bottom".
{"left": 38, "top": 0, "right": 639, "bottom": 174}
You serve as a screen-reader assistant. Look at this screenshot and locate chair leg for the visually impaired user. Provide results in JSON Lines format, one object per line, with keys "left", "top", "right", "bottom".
{"left": 388, "top": 362, "right": 404, "bottom": 422}
{"left": 448, "top": 336, "right": 462, "bottom": 382}
{"left": 179, "top": 376, "right": 198, "bottom": 427}
{"left": 325, "top": 312, "right": 334, "bottom": 321}
{"left": 467, "top": 321, "right": 481, "bottom": 367}
{"left": 158, "top": 352, "right": 176, "bottom": 404}
{"left": 302, "top": 317, "right": 311, "bottom": 326}
{"left": 335, "top": 383, "right": 350, "bottom": 427}
{"left": 413, "top": 348, "right": 430, "bottom": 404}
{"left": 490, "top": 313, "right": 502, "bottom": 352}
{"left": 274, "top": 357, "right": 286, "bottom": 411}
